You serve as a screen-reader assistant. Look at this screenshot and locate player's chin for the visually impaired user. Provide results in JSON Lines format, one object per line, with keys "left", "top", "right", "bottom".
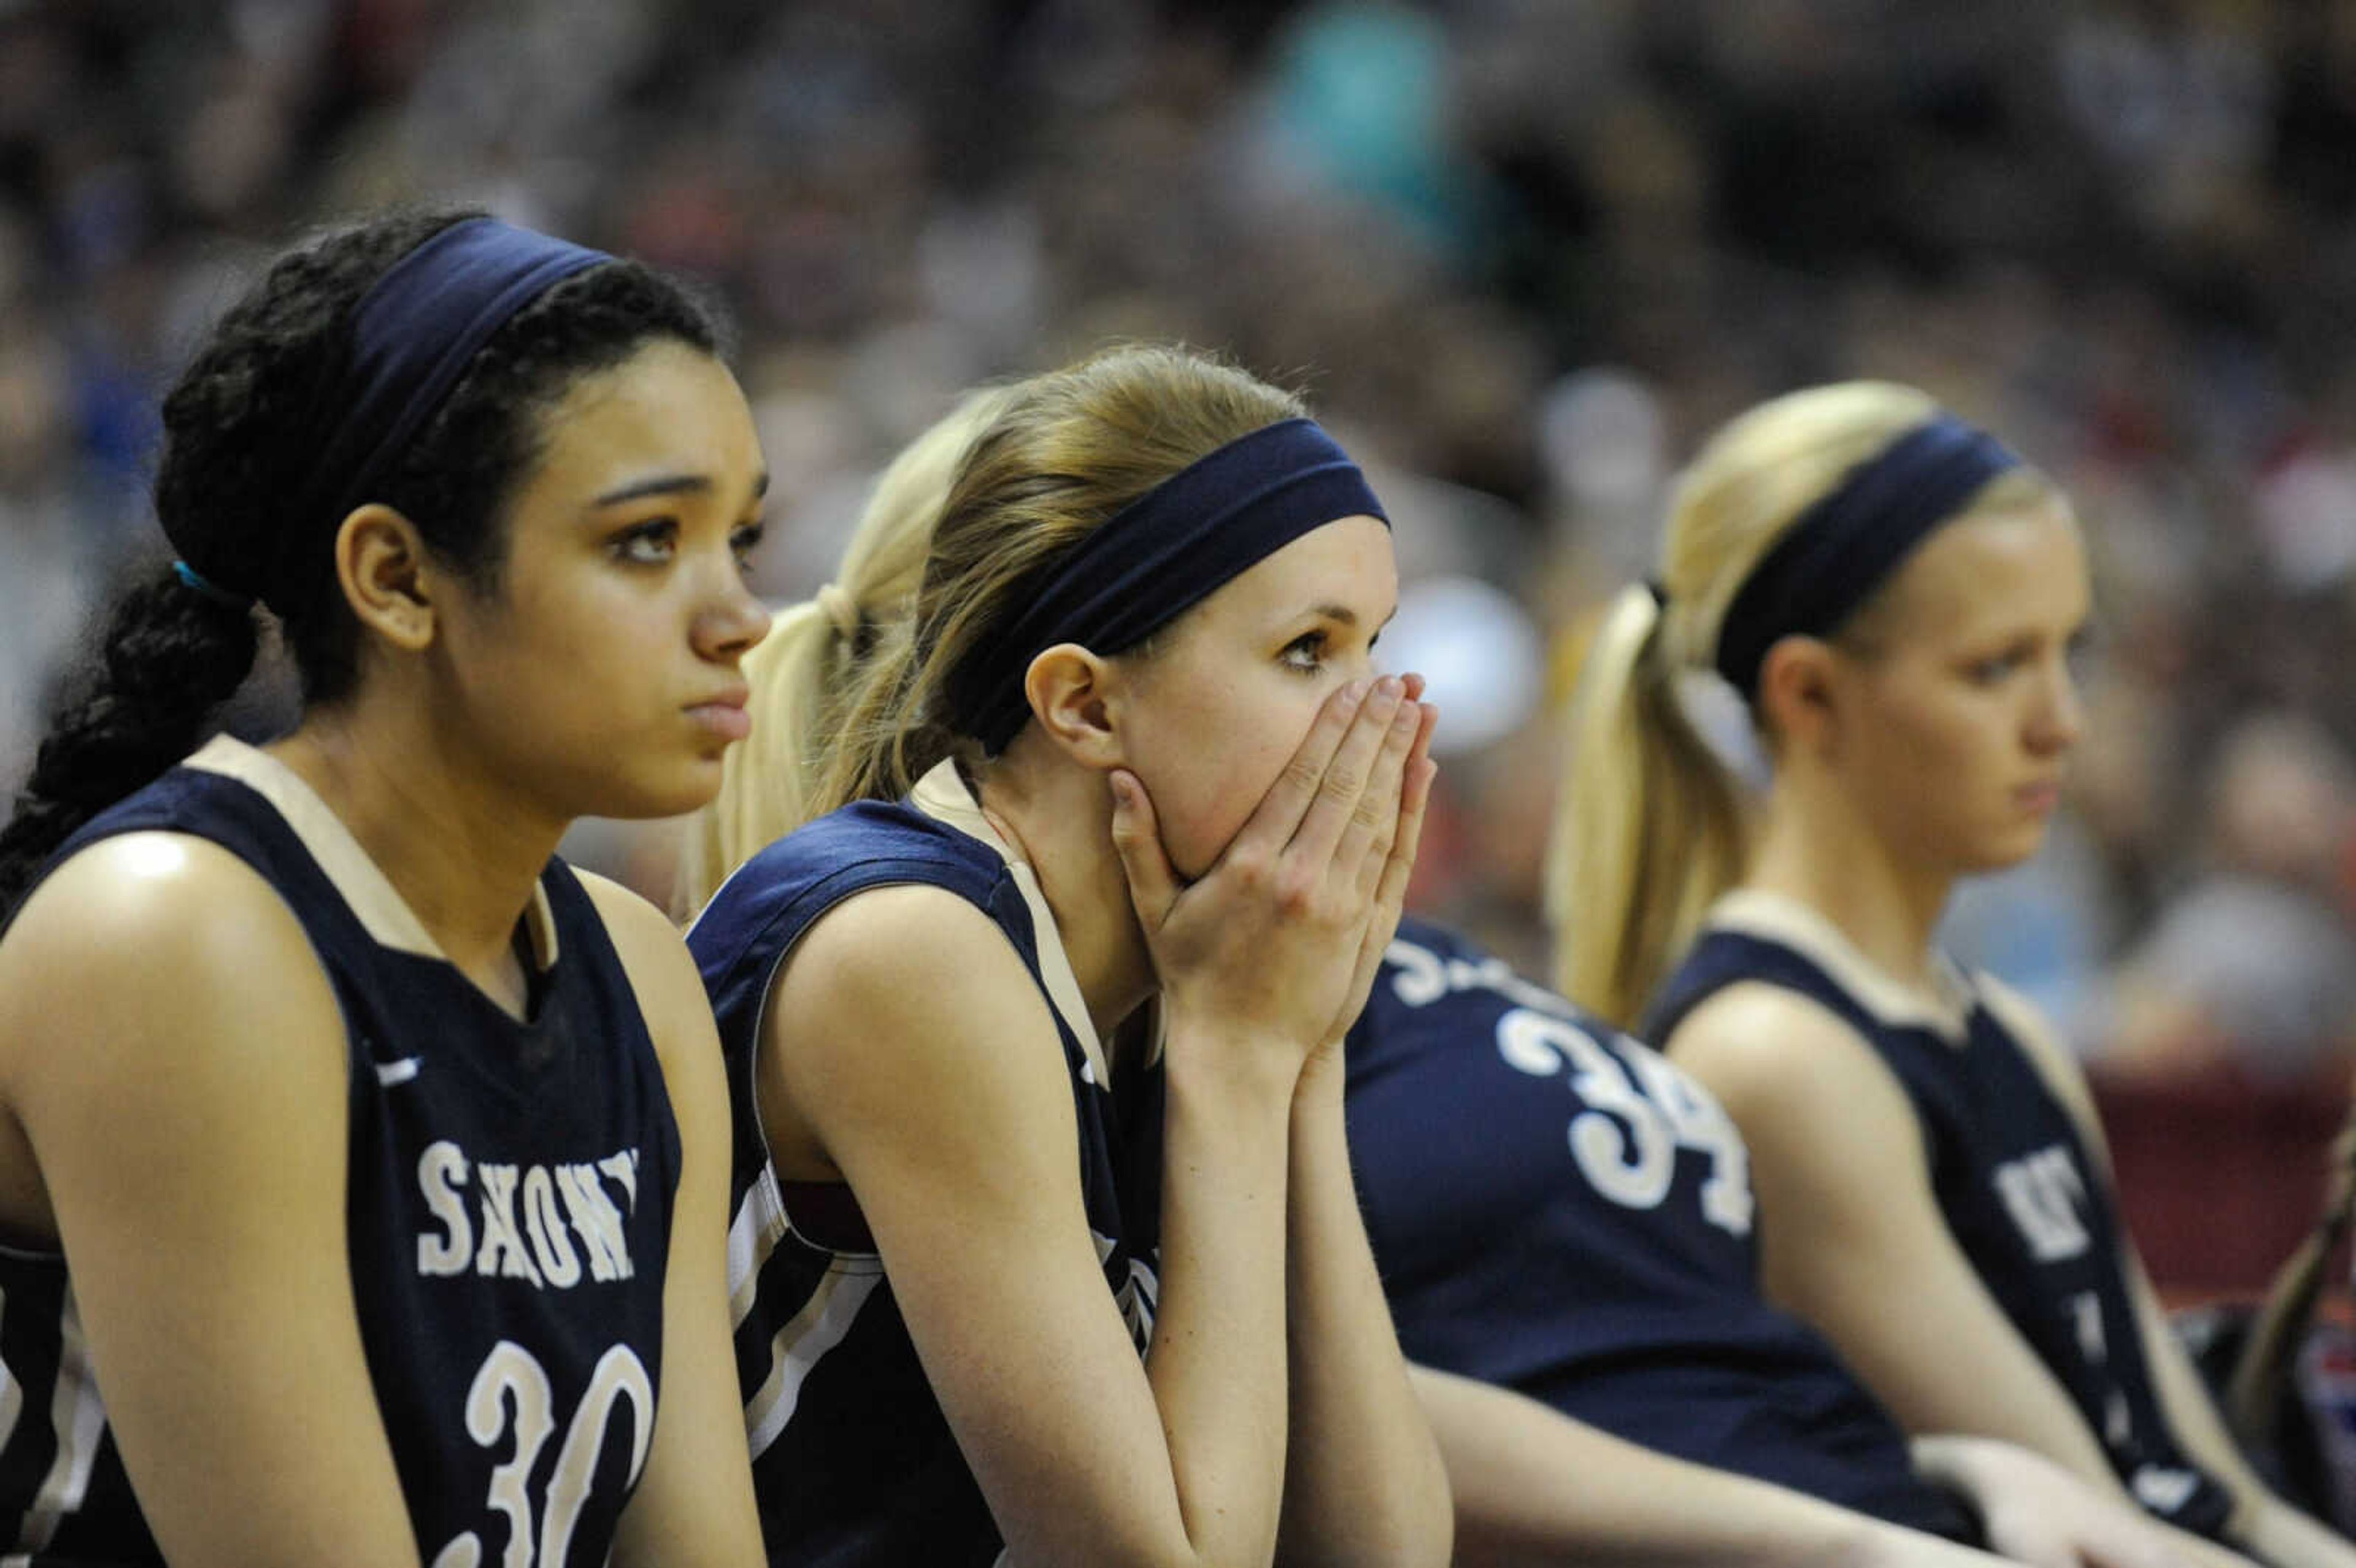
{"left": 591, "top": 753, "right": 728, "bottom": 822}
{"left": 1967, "top": 820, "right": 2049, "bottom": 874}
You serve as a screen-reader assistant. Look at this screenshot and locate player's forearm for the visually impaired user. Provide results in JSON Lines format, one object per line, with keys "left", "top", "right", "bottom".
{"left": 1275, "top": 1061, "right": 1451, "bottom": 1567}
{"left": 2234, "top": 1495, "right": 2356, "bottom": 1568}
{"left": 1144, "top": 1039, "right": 1298, "bottom": 1567}
{"left": 1415, "top": 1366, "right": 1998, "bottom": 1568}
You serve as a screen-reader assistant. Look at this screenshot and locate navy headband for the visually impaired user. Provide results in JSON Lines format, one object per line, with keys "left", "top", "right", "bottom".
{"left": 223, "top": 217, "right": 609, "bottom": 607}
{"left": 951, "top": 417, "right": 1389, "bottom": 754}
{"left": 1712, "top": 413, "right": 2021, "bottom": 698}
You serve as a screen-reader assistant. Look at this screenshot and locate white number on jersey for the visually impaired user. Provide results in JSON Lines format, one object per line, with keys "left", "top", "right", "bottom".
{"left": 429, "top": 1340, "right": 655, "bottom": 1568}
{"left": 1495, "top": 1007, "right": 1754, "bottom": 1236}
{"left": 1992, "top": 1143, "right": 2092, "bottom": 1262}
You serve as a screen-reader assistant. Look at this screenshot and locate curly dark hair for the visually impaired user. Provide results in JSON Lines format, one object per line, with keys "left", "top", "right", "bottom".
{"left": 0, "top": 209, "right": 729, "bottom": 913}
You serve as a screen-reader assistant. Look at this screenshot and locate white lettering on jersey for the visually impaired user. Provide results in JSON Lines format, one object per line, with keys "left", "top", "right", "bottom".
{"left": 522, "top": 1167, "right": 583, "bottom": 1289}
{"left": 2131, "top": 1465, "right": 2202, "bottom": 1516}
{"left": 1992, "top": 1143, "right": 2092, "bottom": 1262}
{"left": 1385, "top": 938, "right": 1563, "bottom": 1017}
{"left": 1495, "top": 1006, "right": 1754, "bottom": 1236}
{"left": 1383, "top": 937, "right": 1755, "bottom": 1236}
{"left": 598, "top": 1150, "right": 640, "bottom": 1215}
{"left": 431, "top": 1340, "right": 653, "bottom": 1568}
{"left": 558, "top": 1163, "right": 634, "bottom": 1282}
{"left": 414, "top": 1142, "right": 641, "bottom": 1288}
{"left": 476, "top": 1164, "right": 545, "bottom": 1288}
{"left": 2069, "top": 1289, "right": 2107, "bottom": 1362}
{"left": 418, "top": 1141, "right": 475, "bottom": 1277}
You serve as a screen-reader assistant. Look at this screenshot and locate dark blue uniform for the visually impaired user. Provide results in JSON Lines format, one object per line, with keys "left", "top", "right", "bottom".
{"left": 690, "top": 762, "right": 1162, "bottom": 1567}
{"left": 1346, "top": 918, "right": 1974, "bottom": 1539}
{"left": 1647, "top": 893, "right": 2236, "bottom": 1538}
{"left": 0, "top": 736, "right": 679, "bottom": 1566}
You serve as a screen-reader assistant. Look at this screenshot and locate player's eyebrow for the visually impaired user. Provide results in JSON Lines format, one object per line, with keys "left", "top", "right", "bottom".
{"left": 592, "top": 471, "right": 771, "bottom": 507}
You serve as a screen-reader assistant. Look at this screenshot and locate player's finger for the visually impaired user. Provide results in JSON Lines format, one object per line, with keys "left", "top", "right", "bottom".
{"left": 1367, "top": 704, "right": 1439, "bottom": 919}
{"left": 1335, "top": 693, "right": 1422, "bottom": 896}
{"left": 1285, "top": 675, "right": 1404, "bottom": 867}
{"left": 1106, "top": 770, "right": 1180, "bottom": 934}
{"left": 1225, "top": 677, "right": 1371, "bottom": 865}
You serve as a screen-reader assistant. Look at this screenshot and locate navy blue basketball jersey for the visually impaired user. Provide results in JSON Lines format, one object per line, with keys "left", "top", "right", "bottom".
{"left": 690, "top": 760, "right": 1163, "bottom": 1567}
{"left": 0, "top": 736, "right": 680, "bottom": 1566}
{"left": 1647, "top": 890, "right": 2236, "bottom": 1538}
{"left": 1347, "top": 918, "right": 1973, "bottom": 1539}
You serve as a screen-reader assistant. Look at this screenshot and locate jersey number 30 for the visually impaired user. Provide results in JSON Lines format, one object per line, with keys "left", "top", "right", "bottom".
{"left": 1495, "top": 1007, "right": 1754, "bottom": 1236}
{"left": 431, "top": 1340, "right": 653, "bottom": 1568}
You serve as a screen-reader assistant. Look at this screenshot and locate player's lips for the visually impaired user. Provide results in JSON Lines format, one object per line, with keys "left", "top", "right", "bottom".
{"left": 2014, "top": 778, "right": 2063, "bottom": 814}
{"left": 687, "top": 686, "right": 752, "bottom": 741}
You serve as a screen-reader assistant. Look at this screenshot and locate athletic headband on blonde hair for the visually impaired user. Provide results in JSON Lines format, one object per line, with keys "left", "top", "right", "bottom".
{"left": 239, "top": 217, "right": 610, "bottom": 607}
{"left": 952, "top": 416, "right": 1389, "bottom": 753}
{"left": 1712, "top": 412, "right": 2020, "bottom": 699}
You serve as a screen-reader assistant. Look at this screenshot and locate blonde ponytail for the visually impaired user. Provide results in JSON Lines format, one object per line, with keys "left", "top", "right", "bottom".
{"left": 676, "top": 385, "right": 1014, "bottom": 915}
{"left": 1550, "top": 584, "right": 1748, "bottom": 1026}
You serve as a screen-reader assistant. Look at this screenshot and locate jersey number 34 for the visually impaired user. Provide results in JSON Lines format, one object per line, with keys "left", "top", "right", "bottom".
{"left": 1495, "top": 1006, "right": 1754, "bottom": 1236}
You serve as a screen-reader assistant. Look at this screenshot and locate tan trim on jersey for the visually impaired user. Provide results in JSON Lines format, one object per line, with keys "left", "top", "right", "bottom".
{"left": 909, "top": 759, "right": 1163, "bottom": 1086}
{"left": 183, "top": 735, "right": 560, "bottom": 967}
{"left": 1704, "top": 887, "right": 1973, "bottom": 1044}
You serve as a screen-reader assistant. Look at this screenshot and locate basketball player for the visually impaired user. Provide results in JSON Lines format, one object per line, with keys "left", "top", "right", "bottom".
{"left": 1554, "top": 383, "right": 2351, "bottom": 1568}
{"left": 0, "top": 213, "right": 770, "bottom": 1566}
{"left": 688, "top": 346, "right": 1453, "bottom": 1565}
{"left": 1356, "top": 914, "right": 2257, "bottom": 1568}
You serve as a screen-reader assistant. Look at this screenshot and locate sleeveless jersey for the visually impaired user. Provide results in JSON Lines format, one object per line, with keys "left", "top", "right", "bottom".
{"left": 1647, "top": 891, "right": 2236, "bottom": 1538}
{"left": 1347, "top": 918, "right": 1974, "bottom": 1540}
{"left": 690, "top": 760, "right": 1163, "bottom": 1567}
{"left": 0, "top": 736, "right": 680, "bottom": 1566}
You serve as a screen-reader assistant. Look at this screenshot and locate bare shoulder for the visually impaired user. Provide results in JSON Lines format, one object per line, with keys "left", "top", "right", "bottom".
{"left": 0, "top": 831, "right": 348, "bottom": 1199}
{"left": 0, "top": 831, "right": 336, "bottom": 1066}
{"left": 572, "top": 867, "right": 720, "bottom": 1091}
{"left": 768, "top": 882, "right": 1068, "bottom": 1126}
{"left": 1665, "top": 978, "right": 1910, "bottom": 1124}
{"left": 574, "top": 864, "right": 689, "bottom": 961}
{"left": 777, "top": 881, "right": 1038, "bottom": 1018}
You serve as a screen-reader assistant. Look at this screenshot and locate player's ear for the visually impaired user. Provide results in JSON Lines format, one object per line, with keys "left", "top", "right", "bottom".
{"left": 1755, "top": 634, "right": 1843, "bottom": 757}
{"left": 336, "top": 504, "right": 439, "bottom": 653}
{"left": 1024, "top": 644, "right": 1123, "bottom": 769}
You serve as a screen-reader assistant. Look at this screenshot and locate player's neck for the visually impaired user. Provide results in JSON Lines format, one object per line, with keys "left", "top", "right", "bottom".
{"left": 973, "top": 748, "right": 1157, "bottom": 1045}
{"left": 1746, "top": 779, "right": 1954, "bottom": 994}
{"left": 266, "top": 701, "right": 566, "bottom": 1013}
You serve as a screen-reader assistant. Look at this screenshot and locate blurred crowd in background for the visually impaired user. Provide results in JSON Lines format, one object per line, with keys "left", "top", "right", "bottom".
{"left": 7, "top": 0, "right": 2356, "bottom": 1095}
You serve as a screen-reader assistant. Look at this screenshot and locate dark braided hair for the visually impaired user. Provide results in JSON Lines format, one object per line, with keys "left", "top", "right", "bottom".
{"left": 0, "top": 209, "right": 727, "bottom": 914}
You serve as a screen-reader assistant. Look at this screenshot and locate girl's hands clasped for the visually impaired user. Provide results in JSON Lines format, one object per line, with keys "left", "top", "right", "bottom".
{"left": 1109, "top": 672, "right": 1437, "bottom": 1088}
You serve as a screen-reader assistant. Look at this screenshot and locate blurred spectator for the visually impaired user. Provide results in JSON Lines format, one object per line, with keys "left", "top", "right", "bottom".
{"left": 2108, "top": 712, "right": 2356, "bottom": 1077}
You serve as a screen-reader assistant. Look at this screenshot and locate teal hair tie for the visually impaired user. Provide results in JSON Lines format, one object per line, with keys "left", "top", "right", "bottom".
{"left": 172, "top": 559, "right": 253, "bottom": 610}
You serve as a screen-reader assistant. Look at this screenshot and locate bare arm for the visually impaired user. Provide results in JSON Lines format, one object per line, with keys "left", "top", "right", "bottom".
{"left": 1913, "top": 1435, "right": 2257, "bottom": 1568}
{"left": 770, "top": 887, "right": 1294, "bottom": 1568}
{"left": 1668, "top": 986, "right": 2125, "bottom": 1494}
{"left": 0, "top": 835, "right": 420, "bottom": 1567}
{"left": 1279, "top": 1063, "right": 1452, "bottom": 1567}
{"left": 1413, "top": 1366, "right": 2004, "bottom": 1568}
{"left": 580, "top": 874, "right": 766, "bottom": 1568}
{"left": 1271, "top": 686, "right": 1450, "bottom": 1566}
{"left": 1984, "top": 981, "right": 2356, "bottom": 1568}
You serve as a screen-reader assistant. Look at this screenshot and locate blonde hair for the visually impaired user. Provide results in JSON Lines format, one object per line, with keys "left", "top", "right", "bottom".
{"left": 677, "top": 385, "right": 1014, "bottom": 913}
{"left": 1549, "top": 382, "right": 2060, "bottom": 1024}
{"left": 679, "top": 344, "right": 1304, "bottom": 912}
{"left": 817, "top": 343, "right": 1304, "bottom": 812}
